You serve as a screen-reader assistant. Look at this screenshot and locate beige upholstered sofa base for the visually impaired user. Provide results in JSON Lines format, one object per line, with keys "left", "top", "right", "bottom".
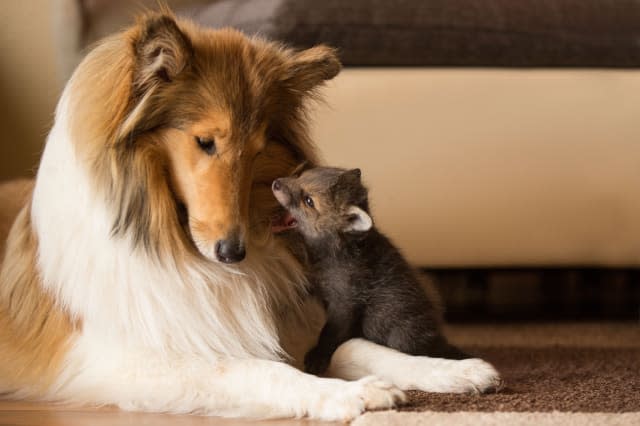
{"left": 311, "top": 69, "right": 640, "bottom": 267}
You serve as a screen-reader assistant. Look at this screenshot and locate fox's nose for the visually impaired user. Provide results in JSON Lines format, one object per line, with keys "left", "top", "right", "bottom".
{"left": 272, "top": 179, "right": 282, "bottom": 191}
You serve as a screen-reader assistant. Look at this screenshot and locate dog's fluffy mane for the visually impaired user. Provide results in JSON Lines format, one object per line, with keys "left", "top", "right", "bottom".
{"left": 70, "top": 13, "right": 337, "bottom": 258}
{"left": 0, "top": 12, "right": 340, "bottom": 398}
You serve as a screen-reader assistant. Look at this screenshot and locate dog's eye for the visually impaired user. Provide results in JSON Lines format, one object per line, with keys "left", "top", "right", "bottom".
{"left": 304, "top": 195, "right": 315, "bottom": 208}
{"left": 195, "top": 136, "right": 216, "bottom": 155}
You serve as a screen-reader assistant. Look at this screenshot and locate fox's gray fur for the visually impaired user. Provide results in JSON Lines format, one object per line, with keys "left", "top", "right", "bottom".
{"left": 272, "top": 167, "right": 468, "bottom": 375}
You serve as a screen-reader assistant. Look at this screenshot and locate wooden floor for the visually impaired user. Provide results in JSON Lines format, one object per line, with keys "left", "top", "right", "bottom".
{"left": 0, "top": 401, "right": 335, "bottom": 426}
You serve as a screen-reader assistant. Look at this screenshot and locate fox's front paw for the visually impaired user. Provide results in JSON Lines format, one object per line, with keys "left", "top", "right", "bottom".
{"left": 304, "top": 346, "right": 331, "bottom": 376}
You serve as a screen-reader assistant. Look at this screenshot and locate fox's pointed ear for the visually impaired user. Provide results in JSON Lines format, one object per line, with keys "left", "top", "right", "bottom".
{"left": 345, "top": 168, "right": 362, "bottom": 180}
{"left": 338, "top": 168, "right": 362, "bottom": 186}
{"left": 133, "top": 13, "right": 193, "bottom": 89}
{"left": 290, "top": 161, "right": 311, "bottom": 177}
{"left": 281, "top": 45, "right": 341, "bottom": 93}
{"left": 344, "top": 205, "right": 372, "bottom": 233}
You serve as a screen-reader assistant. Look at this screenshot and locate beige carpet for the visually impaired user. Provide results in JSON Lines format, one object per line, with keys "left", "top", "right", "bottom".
{"left": 354, "top": 412, "right": 640, "bottom": 426}
{"left": 358, "top": 321, "right": 640, "bottom": 425}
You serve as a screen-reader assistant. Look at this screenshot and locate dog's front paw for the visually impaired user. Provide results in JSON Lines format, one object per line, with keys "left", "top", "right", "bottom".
{"left": 455, "top": 358, "right": 502, "bottom": 393}
{"left": 310, "top": 376, "right": 406, "bottom": 422}
{"left": 304, "top": 346, "right": 331, "bottom": 376}
{"left": 410, "top": 357, "right": 502, "bottom": 394}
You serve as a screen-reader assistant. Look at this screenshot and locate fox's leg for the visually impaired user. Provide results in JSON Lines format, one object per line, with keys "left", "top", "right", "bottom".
{"left": 305, "top": 302, "right": 358, "bottom": 375}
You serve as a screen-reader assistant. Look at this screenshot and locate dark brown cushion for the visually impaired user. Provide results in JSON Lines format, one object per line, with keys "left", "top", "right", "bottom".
{"left": 184, "top": 0, "right": 640, "bottom": 67}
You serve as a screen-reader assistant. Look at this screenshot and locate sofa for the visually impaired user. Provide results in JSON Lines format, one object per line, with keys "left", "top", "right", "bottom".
{"left": 52, "top": 0, "right": 640, "bottom": 272}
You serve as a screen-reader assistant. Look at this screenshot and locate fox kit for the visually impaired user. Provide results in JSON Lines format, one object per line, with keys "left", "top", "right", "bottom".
{"left": 272, "top": 166, "right": 468, "bottom": 375}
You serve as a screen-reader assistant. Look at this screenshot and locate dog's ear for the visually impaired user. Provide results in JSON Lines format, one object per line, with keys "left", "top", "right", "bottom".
{"left": 118, "top": 13, "right": 193, "bottom": 140}
{"left": 344, "top": 205, "right": 372, "bottom": 233}
{"left": 281, "top": 45, "right": 341, "bottom": 93}
{"left": 133, "top": 13, "right": 193, "bottom": 90}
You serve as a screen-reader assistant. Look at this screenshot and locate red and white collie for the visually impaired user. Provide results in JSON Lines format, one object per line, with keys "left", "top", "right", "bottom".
{"left": 0, "top": 12, "right": 499, "bottom": 420}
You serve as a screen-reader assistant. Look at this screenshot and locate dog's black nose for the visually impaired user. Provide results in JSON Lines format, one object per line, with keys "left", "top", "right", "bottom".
{"left": 215, "top": 237, "right": 246, "bottom": 263}
{"left": 272, "top": 179, "right": 281, "bottom": 191}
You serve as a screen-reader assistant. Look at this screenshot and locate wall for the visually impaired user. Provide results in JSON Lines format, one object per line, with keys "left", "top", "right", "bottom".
{"left": 0, "top": 0, "right": 61, "bottom": 180}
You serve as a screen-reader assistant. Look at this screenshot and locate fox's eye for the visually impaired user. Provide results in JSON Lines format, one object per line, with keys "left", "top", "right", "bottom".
{"left": 303, "top": 195, "right": 315, "bottom": 208}
{"left": 195, "top": 136, "right": 216, "bottom": 155}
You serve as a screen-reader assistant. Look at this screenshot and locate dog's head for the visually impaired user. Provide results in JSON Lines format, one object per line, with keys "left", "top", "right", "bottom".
{"left": 68, "top": 12, "right": 340, "bottom": 263}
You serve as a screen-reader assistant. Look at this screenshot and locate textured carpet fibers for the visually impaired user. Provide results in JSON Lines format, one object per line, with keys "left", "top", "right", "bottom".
{"left": 354, "top": 411, "right": 640, "bottom": 426}
{"left": 402, "top": 323, "right": 640, "bottom": 413}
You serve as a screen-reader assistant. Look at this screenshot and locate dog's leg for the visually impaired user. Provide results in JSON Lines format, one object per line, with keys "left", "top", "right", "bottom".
{"left": 59, "top": 350, "right": 405, "bottom": 421}
{"left": 326, "top": 338, "right": 501, "bottom": 394}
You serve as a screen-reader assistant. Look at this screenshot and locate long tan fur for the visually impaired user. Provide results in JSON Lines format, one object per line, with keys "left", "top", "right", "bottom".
{"left": 0, "top": 201, "right": 75, "bottom": 395}
{"left": 0, "top": 10, "right": 340, "bottom": 396}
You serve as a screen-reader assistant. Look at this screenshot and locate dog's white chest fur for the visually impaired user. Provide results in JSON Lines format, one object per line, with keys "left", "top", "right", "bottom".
{"left": 31, "top": 90, "right": 306, "bottom": 363}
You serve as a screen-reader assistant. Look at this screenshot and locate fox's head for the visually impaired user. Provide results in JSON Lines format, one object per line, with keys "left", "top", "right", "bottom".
{"left": 271, "top": 167, "right": 372, "bottom": 242}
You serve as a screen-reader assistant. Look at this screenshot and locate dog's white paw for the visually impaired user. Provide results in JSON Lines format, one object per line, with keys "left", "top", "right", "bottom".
{"left": 406, "top": 357, "right": 501, "bottom": 394}
{"left": 310, "top": 376, "right": 406, "bottom": 422}
{"left": 455, "top": 358, "right": 502, "bottom": 393}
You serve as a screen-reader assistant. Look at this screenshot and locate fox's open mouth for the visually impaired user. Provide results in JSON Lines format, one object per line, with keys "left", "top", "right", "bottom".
{"left": 271, "top": 210, "right": 298, "bottom": 233}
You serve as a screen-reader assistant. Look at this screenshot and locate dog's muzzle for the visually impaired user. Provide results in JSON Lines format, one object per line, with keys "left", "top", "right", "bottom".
{"left": 215, "top": 233, "right": 246, "bottom": 263}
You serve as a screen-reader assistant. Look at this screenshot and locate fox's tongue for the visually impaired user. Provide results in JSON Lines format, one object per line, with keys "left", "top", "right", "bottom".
{"left": 271, "top": 211, "right": 298, "bottom": 233}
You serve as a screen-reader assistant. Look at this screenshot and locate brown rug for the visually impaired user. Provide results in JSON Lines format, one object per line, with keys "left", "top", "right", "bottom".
{"left": 401, "top": 322, "right": 640, "bottom": 413}
{"left": 403, "top": 346, "right": 640, "bottom": 412}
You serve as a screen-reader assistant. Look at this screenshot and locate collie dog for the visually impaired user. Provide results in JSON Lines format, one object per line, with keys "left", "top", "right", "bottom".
{"left": 0, "top": 12, "right": 500, "bottom": 420}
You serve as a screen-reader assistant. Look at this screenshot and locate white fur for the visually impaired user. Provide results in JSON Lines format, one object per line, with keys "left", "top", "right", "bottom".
{"left": 328, "top": 339, "right": 502, "bottom": 394}
{"left": 345, "top": 205, "right": 373, "bottom": 232}
{"left": 47, "top": 333, "right": 405, "bottom": 420}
